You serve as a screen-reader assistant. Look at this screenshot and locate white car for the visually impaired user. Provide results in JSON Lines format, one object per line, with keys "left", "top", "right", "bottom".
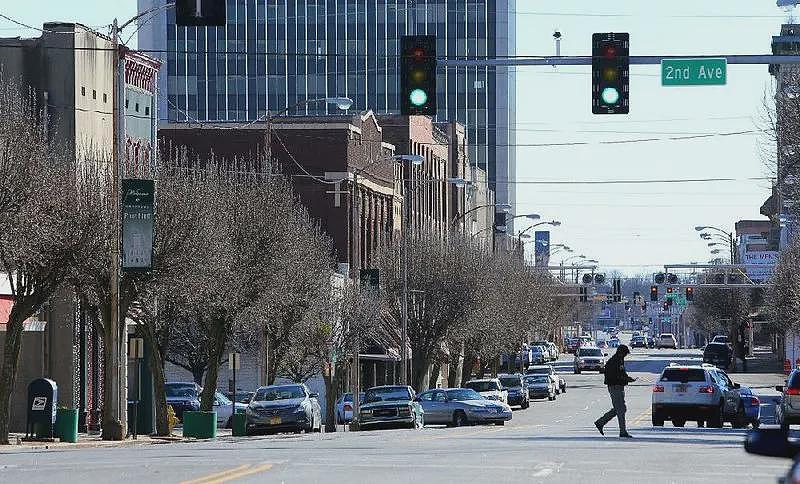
{"left": 213, "top": 391, "right": 248, "bottom": 428}
{"left": 573, "top": 346, "right": 606, "bottom": 374}
{"left": 465, "top": 378, "right": 508, "bottom": 404}
{"left": 658, "top": 333, "right": 678, "bottom": 349}
{"left": 652, "top": 363, "right": 747, "bottom": 428}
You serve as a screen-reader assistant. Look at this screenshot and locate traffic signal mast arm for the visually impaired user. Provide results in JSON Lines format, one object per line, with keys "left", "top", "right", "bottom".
{"left": 439, "top": 55, "right": 800, "bottom": 67}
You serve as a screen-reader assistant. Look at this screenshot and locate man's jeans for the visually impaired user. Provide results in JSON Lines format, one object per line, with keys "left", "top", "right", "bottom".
{"left": 596, "top": 385, "right": 627, "bottom": 434}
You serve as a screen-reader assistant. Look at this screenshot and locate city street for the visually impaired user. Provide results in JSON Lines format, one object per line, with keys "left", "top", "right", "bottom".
{"left": 0, "top": 344, "right": 790, "bottom": 484}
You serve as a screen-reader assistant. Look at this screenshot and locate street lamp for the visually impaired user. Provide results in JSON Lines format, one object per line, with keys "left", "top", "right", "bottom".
{"left": 695, "top": 225, "right": 736, "bottom": 263}
{"left": 516, "top": 220, "right": 562, "bottom": 259}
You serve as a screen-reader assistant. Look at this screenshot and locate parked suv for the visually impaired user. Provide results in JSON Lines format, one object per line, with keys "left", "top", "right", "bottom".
{"left": 465, "top": 378, "right": 508, "bottom": 404}
{"left": 776, "top": 369, "right": 800, "bottom": 431}
{"left": 658, "top": 333, "right": 678, "bottom": 349}
{"left": 703, "top": 342, "right": 733, "bottom": 370}
{"left": 498, "top": 374, "right": 529, "bottom": 409}
{"left": 573, "top": 346, "right": 606, "bottom": 374}
{"left": 651, "top": 363, "right": 747, "bottom": 428}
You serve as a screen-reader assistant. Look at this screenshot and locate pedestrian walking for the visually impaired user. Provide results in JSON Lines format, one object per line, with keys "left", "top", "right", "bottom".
{"left": 594, "top": 344, "right": 636, "bottom": 438}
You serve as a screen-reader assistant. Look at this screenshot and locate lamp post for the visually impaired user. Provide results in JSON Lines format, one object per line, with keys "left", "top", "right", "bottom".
{"left": 452, "top": 202, "right": 510, "bottom": 234}
{"left": 695, "top": 226, "right": 736, "bottom": 263}
{"left": 516, "top": 220, "right": 561, "bottom": 260}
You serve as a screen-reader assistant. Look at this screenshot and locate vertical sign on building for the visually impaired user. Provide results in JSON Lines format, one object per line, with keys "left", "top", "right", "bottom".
{"left": 534, "top": 231, "right": 550, "bottom": 267}
{"left": 121, "top": 179, "right": 155, "bottom": 272}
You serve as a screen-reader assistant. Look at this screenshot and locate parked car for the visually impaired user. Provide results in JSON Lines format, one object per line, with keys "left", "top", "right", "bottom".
{"left": 703, "top": 342, "right": 733, "bottom": 370}
{"left": 359, "top": 385, "right": 424, "bottom": 430}
{"left": 245, "top": 383, "right": 322, "bottom": 435}
{"left": 776, "top": 369, "right": 800, "bottom": 431}
{"left": 647, "top": 336, "right": 656, "bottom": 348}
{"left": 739, "top": 386, "right": 761, "bottom": 429}
{"left": 498, "top": 374, "right": 530, "bottom": 409}
{"left": 335, "top": 392, "right": 365, "bottom": 424}
{"left": 530, "top": 341, "right": 553, "bottom": 361}
{"left": 630, "top": 336, "right": 648, "bottom": 349}
{"left": 529, "top": 346, "right": 547, "bottom": 365}
{"left": 225, "top": 391, "right": 255, "bottom": 404}
{"left": 651, "top": 363, "right": 748, "bottom": 428}
{"left": 658, "top": 333, "right": 678, "bottom": 349}
{"left": 213, "top": 391, "right": 248, "bottom": 428}
{"left": 573, "top": 346, "right": 606, "bottom": 374}
{"left": 465, "top": 378, "right": 508, "bottom": 404}
{"left": 165, "top": 382, "right": 201, "bottom": 421}
{"left": 416, "top": 388, "right": 512, "bottom": 426}
{"left": 566, "top": 337, "right": 581, "bottom": 353}
{"left": 522, "top": 374, "right": 556, "bottom": 401}
{"left": 526, "top": 364, "right": 566, "bottom": 394}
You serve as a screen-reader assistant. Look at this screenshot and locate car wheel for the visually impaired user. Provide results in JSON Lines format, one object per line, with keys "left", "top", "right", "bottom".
{"left": 574, "top": 369, "right": 581, "bottom": 374}
{"left": 697, "top": 420, "right": 705, "bottom": 428}
{"left": 561, "top": 385, "right": 567, "bottom": 394}
{"left": 453, "top": 411, "right": 469, "bottom": 427}
{"left": 652, "top": 413, "right": 664, "bottom": 427}
{"left": 708, "top": 403, "right": 724, "bottom": 428}
{"left": 548, "top": 393, "right": 556, "bottom": 401}
{"left": 496, "top": 420, "right": 505, "bottom": 426}
{"left": 672, "top": 419, "right": 685, "bottom": 427}
{"left": 752, "top": 420, "right": 760, "bottom": 430}
{"left": 522, "top": 400, "right": 530, "bottom": 410}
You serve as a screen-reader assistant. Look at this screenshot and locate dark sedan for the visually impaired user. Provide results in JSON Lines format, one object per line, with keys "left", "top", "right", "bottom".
{"left": 165, "top": 382, "right": 201, "bottom": 421}
{"left": 703, "top": 342, "right": 733, "bottom": 370}
{"left": 359, "top": 386, "right": 424, "bottom": 429}
{"left": 245, "top": 384, "right": 322, "bottom": 435}
{"left": 498, "top": 374, "right": 529, "bottom": 409}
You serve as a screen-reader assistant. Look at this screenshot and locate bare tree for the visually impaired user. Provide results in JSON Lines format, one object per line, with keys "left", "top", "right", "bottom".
{"left": 769, "top": 240, "right": 800, "bottom": 333}
{"left": 0, "top": 78, "right": 98, "bottom": 444}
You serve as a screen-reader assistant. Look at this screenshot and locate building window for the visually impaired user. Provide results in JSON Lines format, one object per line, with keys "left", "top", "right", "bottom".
{"left": 125, "top": 99, "right": 129, "bottom": 109}
{"left": 92, "top": 90, "right": 96, "bottom": 100}
{"left": 103, "top": 93, "right": 107, "bottom": 103}
{"left": 81, "top": 87, "right": 85, "bottom": 96}
{"left": 135, "top": 103, "right": 140, "bottom": 112}
{"left": 145, "top": 106, "right": 150, "bottom": 116}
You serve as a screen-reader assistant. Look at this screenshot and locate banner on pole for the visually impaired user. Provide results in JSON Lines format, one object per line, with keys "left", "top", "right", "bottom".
{"left": 534, "top": 231, "right": 550, "bottom": 267}
{"left": 121, "top": 179, "right": 155, "bottom": 272}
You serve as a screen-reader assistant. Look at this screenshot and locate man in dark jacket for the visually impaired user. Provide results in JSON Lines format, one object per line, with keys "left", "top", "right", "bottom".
{"left": 594, "top": 344, "right": 636, "bottom": 438}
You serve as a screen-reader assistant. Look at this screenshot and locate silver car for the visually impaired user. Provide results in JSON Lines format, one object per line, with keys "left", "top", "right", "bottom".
{"left": 526, "top": 364, "right": 566, "bottom": 394}
{"left": 416, "top": 388, "right": 512, "bottom": 426}
{"left": 776, "top": 369, "right": 800, "bottom": 431}
{"left": 245, "top": 384, "right": 322, "bottom": 435}
{"left": 523, "top": 374, "right": 556, "bottom": 401}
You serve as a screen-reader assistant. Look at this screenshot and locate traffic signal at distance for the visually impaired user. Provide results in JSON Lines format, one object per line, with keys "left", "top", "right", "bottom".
{"left": 592, "top": 32, "right": 629, "bottom": 114}
{"left": 176, "top": 0, "right": 226, "bottom": 26}
{"left": 686, "top": 287, "right": 694, "bottom": 301}
{"left": 666, "top": 287, "right": 673, "bottom": 294}
{"left": 579, "top": 286, "right": 588, "bottom": 303}
{"left": 401, "top": 35, "right": 437, "bottom": 116}
{"left": 650, "top": 285, "right": 658, "bottom": 302}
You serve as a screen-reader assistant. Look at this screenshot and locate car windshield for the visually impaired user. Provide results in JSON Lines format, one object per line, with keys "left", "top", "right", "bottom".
{"left": 446, "top": 389, "right": 483, "bottom": 401}
{"left": 341, "top": 393, "right": 365, "bottom": 403}
{"left": 215, "top": 392, "right": 232, "bottom": 405}
{"left": 524, "top": 375, "right": 550, "bottom": 384}
{"left": 365, "top": 387, "right": 411, "bottom": 403}
{"left": 526, "top": 367, "right": 549, "bottom": 375}
{"left": 661, "top": 368, "right": 706, "bottom": 382}
{"left": 465, "top": 381, "right": 500, "bottom": 392}
{"left": 253, "top": 385, "right": 306, "bottom": 401}
{"left": 165, "top": 384, "right": 197, "bottom": 398}
{"left": 704, "top": 343, "right": 730, "bottom": 354}
{"left": 579, "top": 348, "right": 603, "bottom": 357}
{"left": 499, "top": 377, "right": 522, "bottom": 388}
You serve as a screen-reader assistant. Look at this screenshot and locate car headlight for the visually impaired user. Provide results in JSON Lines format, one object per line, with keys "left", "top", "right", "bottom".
{"left": 361, "top": 408, "right": 372, "bottom": 416}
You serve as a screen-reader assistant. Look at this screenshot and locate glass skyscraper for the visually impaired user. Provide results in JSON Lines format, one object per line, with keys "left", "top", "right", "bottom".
{"left": 138, "top": 0, "right": 516, "bottom": 206}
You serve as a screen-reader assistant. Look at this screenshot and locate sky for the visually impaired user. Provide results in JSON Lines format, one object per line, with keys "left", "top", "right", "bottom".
{"left": 0, "top": 1, "right": 791, "bottom": 275}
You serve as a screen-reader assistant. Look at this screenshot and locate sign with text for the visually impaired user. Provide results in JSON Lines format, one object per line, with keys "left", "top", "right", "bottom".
{"left": 742, "top": 250, "right": 779, "bottom": 282}
{"left": 661, "top": 58, "right": 727, "bottom": 86}
{"left": 122, "top": 179, "right": 155, "bottom": 272}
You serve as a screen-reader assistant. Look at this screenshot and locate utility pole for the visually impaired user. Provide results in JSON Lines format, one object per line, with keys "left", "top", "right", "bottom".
{"left": 350, "top": 171, "right": 360, "bottom": 429}
{"left": 401, "top": 172, "right": 411, "bottom": 386}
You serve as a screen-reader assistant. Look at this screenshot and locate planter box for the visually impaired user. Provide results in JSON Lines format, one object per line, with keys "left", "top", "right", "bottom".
{"left": 183, "top": 411, "right": 217, "bottom": 439}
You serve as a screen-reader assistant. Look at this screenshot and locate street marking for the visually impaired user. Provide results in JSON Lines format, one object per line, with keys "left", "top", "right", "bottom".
{"left": 532, "top": 468, "right": 554, "bottom": 477}
{"left": 180, "top": 464, "right": 273, "bottom": 484}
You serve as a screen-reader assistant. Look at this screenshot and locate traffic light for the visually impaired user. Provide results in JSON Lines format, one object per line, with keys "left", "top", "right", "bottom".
{"left": 666, "top": 287, "right": 673, "bottom": 295}
{"left": 662, "top": 301, "right": 669, "bottom": 311}
{"left": 686, "top": 287, "right": 694, "bottom": 301}
{"left": 176, "top": 0, "right": 226, "bottom": 26}
{"left": 401, "top": 35, "right": 437, "bottom": 116}
{"left": 612, "top": 278, "right": 622, "bottom": 303}
{"left": 579, "top": 286, "right": 588, "bottom": 303}
{"left": 650, "top": 285, "right": 658, "bottom": 302}
{"left": 592, "top": 32, "right": 629, "bottom": 114}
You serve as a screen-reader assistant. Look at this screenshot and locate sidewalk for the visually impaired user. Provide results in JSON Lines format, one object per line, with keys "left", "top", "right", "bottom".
{"left": 737, "top": 346, "right": 783, "bottom": 374}
{"left": 1, "top": 427, "right": 233, "bottom": 452}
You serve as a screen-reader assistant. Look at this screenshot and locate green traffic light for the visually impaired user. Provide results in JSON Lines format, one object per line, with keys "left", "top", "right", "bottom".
{"left": 409, "top": 88, "right": 428, "bottom": 107}
{"left": 601, "top": 87, "right": 620, "bottom": 105}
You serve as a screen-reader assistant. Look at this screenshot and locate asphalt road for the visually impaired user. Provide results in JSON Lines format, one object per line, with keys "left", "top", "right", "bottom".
{"left": 0, "top": 341, "right": 793, "bottom": 483}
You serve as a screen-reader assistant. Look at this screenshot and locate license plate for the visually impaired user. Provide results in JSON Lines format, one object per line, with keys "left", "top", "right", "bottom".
{"left": 269, "top": 416, "right": 281, "bottom": 425}
{"left": 675, "top": 384, "right": 688, "bottom": 393}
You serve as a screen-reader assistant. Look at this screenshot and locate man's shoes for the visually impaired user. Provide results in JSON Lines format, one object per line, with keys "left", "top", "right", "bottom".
{"left": 594, "top": 421, "right": 604, "bottom": 436}
{"left": 619, "top": 432, "right": 633, "bottom": 438}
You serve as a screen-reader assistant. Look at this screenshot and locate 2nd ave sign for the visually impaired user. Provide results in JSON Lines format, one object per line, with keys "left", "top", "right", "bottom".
{"left": 661, "top": 58, "right": 727, "bottom": 86}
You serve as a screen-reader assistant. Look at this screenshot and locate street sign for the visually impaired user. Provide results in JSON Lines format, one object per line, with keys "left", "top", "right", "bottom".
{"left": 661, "top": 58, "right": 727, "bottom": 86}
{"left": 229, "top": 352, "right": 241, "bottom": 371}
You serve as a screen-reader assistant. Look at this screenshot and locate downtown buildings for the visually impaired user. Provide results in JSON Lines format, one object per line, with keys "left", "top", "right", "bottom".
{"left": 137, "top": 0, "right": 516, "bottom": 220}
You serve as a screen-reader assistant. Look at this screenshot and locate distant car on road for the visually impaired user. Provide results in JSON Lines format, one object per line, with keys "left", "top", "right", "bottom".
{"left": 546, "top": 342, "right": 560, "bottom": 361}
{"left": 335, "top": 392, "right": 365, "bottom": 424}
{"left": 416, "top": 388, "right": 512, "bottom": 426}
{"left": 658, "top": 333, "right": 678, "bottom": 349}
{"left": 465, "top": 378, "right": 508, "bottom": 404}
{"left": 529, "top": 345, "right": 547, "bottom": 365}
{"left": 523, "top": 374, "right": 556, "bottom": 401}
{"left": 608, "top": 338, "right": 620, "bottom": 348}
{"left": 630, "top": 336, "right": 647, "bottom": 349}
{"left": 712, "top": 335, "right": 729, "bottom": 345}
{"left": 596, "top": 340, "right": 608, "bottom": 349}
{"left": 776, "top": 369, "right": 800, "bottom": 431}
{"left": 647, "top": 336, "right": 656, "bottom": 348}
{"left": 703, "top": 342, "right": 733, "bottom": 370}
{"left": 498, "top": 374, "right": 530, "bottom": 409}
{"left": 574, "top": 346, "right": 606, "bottom": 374}
{"left": 651, "top": 363, "right": 748, "bottom": 428}
{"left": 526, "top": 364, "right": 566, "bottom": 394}
{"left": 359, "top": 385, "right": 424, "bottom": 430}
{"left": 245, "top": 384, "right": 322, "bottom": 435}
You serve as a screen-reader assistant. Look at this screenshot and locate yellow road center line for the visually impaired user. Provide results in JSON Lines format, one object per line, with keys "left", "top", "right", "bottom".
{"left": 205, "top": 463, "right": 274, "bottom": 484}
{"left": 181, "top": 465, "right": 252, "bottom": 484}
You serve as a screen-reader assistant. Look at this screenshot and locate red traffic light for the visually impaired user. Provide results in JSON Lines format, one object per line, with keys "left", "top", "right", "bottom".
{"left": 686, "top": 287, "right": 694, "bottom": 301}
{"left": 411, "top": 47, "right": 426, "bottom": 61}
{"left": 602, "top": 44, "right": 618, "bottom": 58}
{"left": 666, "top": 287, "right": 673, "bottom": 294}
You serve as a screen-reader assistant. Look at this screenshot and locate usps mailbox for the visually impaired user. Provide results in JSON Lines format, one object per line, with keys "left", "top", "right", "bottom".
{"left": 26, "top": 378, "right": 57, "bottom": 439}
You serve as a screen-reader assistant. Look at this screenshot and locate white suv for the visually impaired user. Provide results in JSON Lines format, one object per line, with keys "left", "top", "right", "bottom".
{"left": 573, "top": 346, "right": 606, "bottom": 374}
{"left": 465, "top": 378, "right": 508, "bottom": 404}
{"left": 651, "top": 363, "right": 746, "bottom": 428}
{"left": 658, "top": 333, "right": 678, "bottom": 349}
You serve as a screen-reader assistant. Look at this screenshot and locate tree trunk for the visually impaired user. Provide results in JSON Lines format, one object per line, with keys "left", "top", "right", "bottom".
{"left": 148, "top": 343, "right": 169, "bottom": 436}
{"left": 191, "top": 368, "right": 205, "bottom": 385}
{"left": 200, "top": 321, "right": 226, "bottom": 411}
{"left": 411, "top": 351, "right": 430, "bottom": 392}
{"left": 428, "top": 361, "right": 441, "bottom": 390}
{"left": 323, "top": 364, "right": 336, "bottom": 432}
{"left": 447, "top": 342, "right": 464, "bottom": 388}
{"left": 461, "top": 356, "right": 475, "bottom": 387}
{"left": 0, "top": 308, "right": 26, "bottom": 444}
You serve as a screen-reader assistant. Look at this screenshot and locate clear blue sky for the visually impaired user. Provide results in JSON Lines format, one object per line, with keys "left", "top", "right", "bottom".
{"left": 0, "top": 1, "right": 789, "bottom": 274}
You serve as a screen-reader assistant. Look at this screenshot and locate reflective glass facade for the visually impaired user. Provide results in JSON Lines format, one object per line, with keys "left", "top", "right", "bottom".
{"left": 139, "top": 0, "right": 515, "bottom": 203}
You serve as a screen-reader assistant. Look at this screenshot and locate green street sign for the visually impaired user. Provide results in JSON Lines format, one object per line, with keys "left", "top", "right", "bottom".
{"left": 661, "top": 58, "right": 727, "bottom": 86}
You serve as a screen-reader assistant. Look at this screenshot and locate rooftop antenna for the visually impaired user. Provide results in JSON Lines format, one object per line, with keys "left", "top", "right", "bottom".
{"left": 553, "top": 29, "right": 562, "bottom": 68}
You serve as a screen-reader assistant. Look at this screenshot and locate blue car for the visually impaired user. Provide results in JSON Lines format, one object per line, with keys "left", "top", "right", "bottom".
{"left": 165, "top": 382, "right": 201, "bottom": 422}
{"left": 739, "top": 386, "right": 761, "bottom": 428}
